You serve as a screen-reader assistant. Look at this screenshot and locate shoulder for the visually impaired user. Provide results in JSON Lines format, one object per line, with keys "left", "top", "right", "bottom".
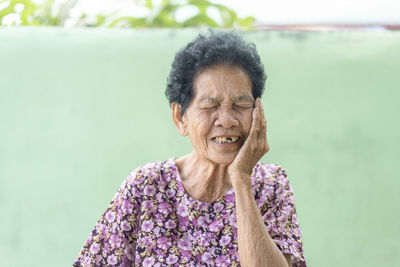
{"left": 252, "top": 162, "right": 289, "bottom": 186}
{"left": 251, "top": 162, "right": 294, "bottom": 201}
{"left": 122, "top": 159, "right": 175, "bottom": 192}
{"left": 126, "top": 160, "right": 166, "bottom": 181}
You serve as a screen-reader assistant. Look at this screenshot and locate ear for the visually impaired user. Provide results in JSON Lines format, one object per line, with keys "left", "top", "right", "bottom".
{"left": 171, "top": 103, "right": 188, "bottom": 136}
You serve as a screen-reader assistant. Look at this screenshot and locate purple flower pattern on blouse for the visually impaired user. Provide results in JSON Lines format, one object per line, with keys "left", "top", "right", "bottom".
{"left": 73, "top": 158, "right": 306, "bottom": 266}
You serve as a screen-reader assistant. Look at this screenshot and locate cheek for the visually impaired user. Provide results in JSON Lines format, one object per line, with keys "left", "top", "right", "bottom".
{"left": 190, "top": 117, "right": 212, "bottom": 148}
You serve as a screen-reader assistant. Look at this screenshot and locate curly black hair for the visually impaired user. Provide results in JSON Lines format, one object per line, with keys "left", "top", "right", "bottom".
{"left": 165, "top": 30, "right": 267, "bottom": 116}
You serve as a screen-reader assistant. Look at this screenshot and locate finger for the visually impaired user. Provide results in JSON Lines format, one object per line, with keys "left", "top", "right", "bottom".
{"left": 256, "top": 99, "right": 268, "bottom": 152}
{"left": 247, "top": 104, "right": 260, "bottom": 143}
{"left": 257, "top": 98, "right": 265, "bottom": 124}
{"left": 255, "top": 98, "right": 263, "bottom": 137}
{"left": 258, "top": 99, "right": 266, "bottom": 138}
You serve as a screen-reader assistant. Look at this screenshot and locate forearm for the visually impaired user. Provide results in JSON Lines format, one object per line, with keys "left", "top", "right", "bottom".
{"left": 233, "top": 177, "right": 288, "bottom": 267}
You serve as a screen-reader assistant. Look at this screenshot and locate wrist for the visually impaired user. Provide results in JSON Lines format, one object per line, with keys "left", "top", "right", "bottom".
{"left": 230, "top": 172, "right": 252, "bottom": 189}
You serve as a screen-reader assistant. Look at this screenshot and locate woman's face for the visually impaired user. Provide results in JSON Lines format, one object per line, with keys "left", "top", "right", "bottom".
{"left": 182, "top": 64, "right": 255, "bottom": 165}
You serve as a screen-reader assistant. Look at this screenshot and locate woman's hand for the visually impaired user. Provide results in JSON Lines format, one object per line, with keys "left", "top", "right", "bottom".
{"left": 228, "top": 98, "right": 270, "bottom": 186}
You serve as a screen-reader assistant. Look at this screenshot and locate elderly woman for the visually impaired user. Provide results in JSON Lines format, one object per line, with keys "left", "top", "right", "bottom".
{"left": 73, "top": 31, "right": 306, "bottom": 267}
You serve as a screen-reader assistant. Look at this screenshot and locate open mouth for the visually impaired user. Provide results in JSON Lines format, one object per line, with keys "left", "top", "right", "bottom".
{"left": 211, "top": 136, "right": 241, "bottom": 144}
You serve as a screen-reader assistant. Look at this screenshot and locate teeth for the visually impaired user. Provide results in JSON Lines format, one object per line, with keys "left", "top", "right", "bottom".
{"left": 230, "top": 136, "right": 239, "bottom": 142}
{"left": 213, "top": 136, "right": 239, "bottom": 144}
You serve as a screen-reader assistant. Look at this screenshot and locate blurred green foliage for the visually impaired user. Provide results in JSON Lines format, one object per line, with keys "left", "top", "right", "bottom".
{"left": 0, "top": 0, "right": 71, "bottom": 26}
{"left": 0, "top": 0, "right": 256, "bottom": 28}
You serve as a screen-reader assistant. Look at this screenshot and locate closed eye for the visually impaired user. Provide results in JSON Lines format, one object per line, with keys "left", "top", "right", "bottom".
{"left": 201, "top": 105, "right": 218, "bottom": 110}
{"left": 233, "top": 104, "right": 252, "bottom": 109}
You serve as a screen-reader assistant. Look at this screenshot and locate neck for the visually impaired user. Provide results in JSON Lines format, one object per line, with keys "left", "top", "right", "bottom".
{"left": 175, "top": 151, "right": 233, "bottom": 203}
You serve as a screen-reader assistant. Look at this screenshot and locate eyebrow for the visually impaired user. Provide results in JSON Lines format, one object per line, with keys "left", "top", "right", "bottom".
{"left": 199, "top": 96, "right": 219, "bottom": 103}
{"left": 232, "top": 95, "right": 254, "bottom": 102}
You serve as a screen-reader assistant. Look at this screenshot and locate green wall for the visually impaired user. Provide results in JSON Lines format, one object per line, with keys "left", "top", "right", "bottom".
{"left": 1, "top": 28, "right": 399, "bottom": 266}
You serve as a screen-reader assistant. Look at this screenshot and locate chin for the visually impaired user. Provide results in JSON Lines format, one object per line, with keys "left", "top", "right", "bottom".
{"left": 208, "top": 153, "right": 237, "bottom": 166}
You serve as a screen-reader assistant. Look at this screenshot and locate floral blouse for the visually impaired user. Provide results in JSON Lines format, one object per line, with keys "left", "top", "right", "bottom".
{"left": 73, "top": 158, "right": 306, "bottom": 266}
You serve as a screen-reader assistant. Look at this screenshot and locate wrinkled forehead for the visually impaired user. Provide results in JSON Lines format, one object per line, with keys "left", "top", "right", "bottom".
{"left": 192, "top": 64, "right": 253, "bottom": 102}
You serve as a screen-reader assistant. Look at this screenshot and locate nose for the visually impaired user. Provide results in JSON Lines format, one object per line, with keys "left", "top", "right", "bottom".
{"left": 214, "top": 107, "right": 239, "bottom": 128}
